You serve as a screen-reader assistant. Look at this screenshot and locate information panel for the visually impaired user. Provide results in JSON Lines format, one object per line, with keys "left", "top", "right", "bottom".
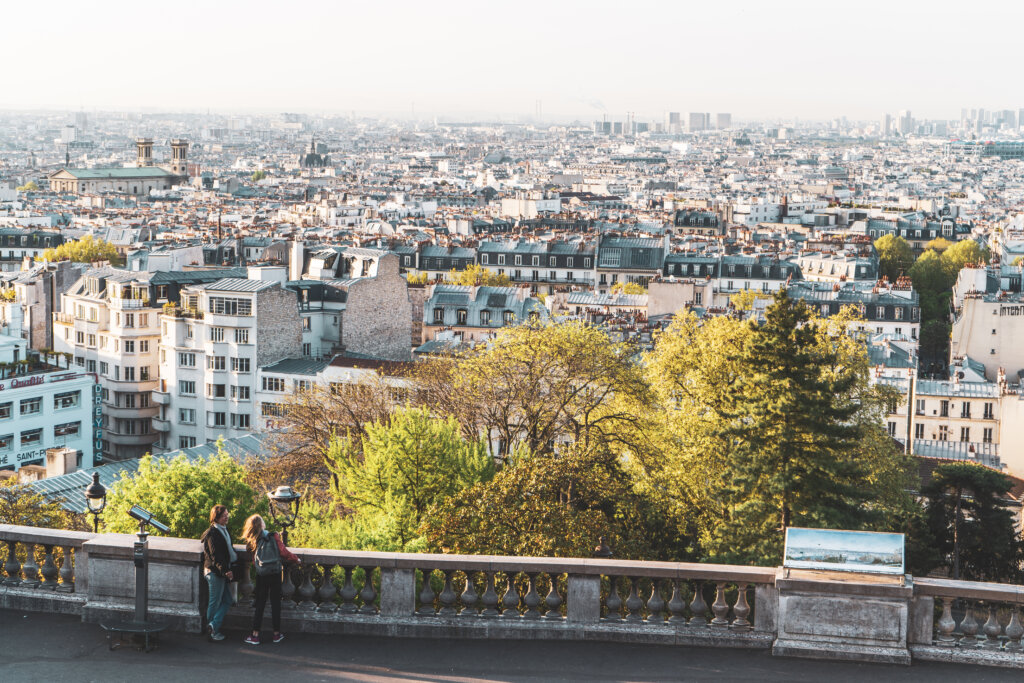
{"left": 783, "top": 527, "right": 905, "bottom": 575}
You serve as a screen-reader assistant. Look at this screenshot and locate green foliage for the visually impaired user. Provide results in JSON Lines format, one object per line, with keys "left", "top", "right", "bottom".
{"left": 251, "top": 170, "right": 267, "bottom": 182}
{"left": 104, "top": 447, "right": 267, "bottom": 539}
{"left": 924, "top": 237, "right": 953, "bottom": 253}
{"left": 445, "top": 263, "right": 511, "bottom": 287}
{"left": 729, "top": 288, "right": 770, "bottom": 311}
{"left": 610, "top": 281, "right": 647, "bottom": 295}
{"left": 289, "top": 500, "right": 429, "bottom": 553}
{"left": 917, "top": 463, "right": 1024, "bottom": 582}
{"left": 0, "top": 478, "right": 84, "bottom": 529}
{"left": 16, "top": 181, "right": 39, "bottom": 192}
{"left": 40, "top": 235, "right": 123, "bottom": 266}
{"left": 406, "top": 271, "right": 430, "bottom": 285}
{"left": 326, "top": 407, "right": 495, "bottom": 551}
{"left": 874, "top": 235, "right": 914, "bottom": 281}
{"left": 941, "top": 240, "right": 988, "bottom": 279}
{"left": 424, "top": 443, "right": 692, "bottom": 560}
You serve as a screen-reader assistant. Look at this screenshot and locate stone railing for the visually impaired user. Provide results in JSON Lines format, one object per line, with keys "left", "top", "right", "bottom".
{"left": 1, "top": 523, "right": 1024, "bottom": 669}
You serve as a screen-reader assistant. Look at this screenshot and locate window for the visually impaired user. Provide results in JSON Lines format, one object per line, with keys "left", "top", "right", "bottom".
{"left": 231, "top": 413, "right": 251, "bottom": 429}
{"left": 231, "top": 385, "right": 250, "bottom": 401}
{"left": 433, "top": 308, "right": 444, "bottom": 324}
{"left": 75, "top": 331, "right": 84, "bottom": 345}
{"left": 54, "top": 422, "right": 80, "bottom": 439}
{"left": 179, "top": 436, "right": 197, "bottom": 449}
{"left": 457, "top": 309, "right": 467, "bottom": 325}
{"left": 503, "top": 310, "right": 515, "bottom": 324}
{"left": 124, "top": 313, "right": 134, "bottom": 328}
{"left": 207, "top": 383, "right": 226, "bottom": 399}
{"left": 262, "top": 377, "right": 286, "bottom": 392}
{"left": 140, "top": 340, "right": 149, "bottom": 353}
{"left": 179, "top": 408, "right": 196, "bottom": 424}
{"left": 915, "top": 399, "right": 925, "bottom": 415}
{"left": 88, "top": 334, "right": 96, "bottom": 347}
{"left": 234, "top": 328, "right": 249, "bottom": 344}
{"left": 887, "top": 421, "right": 897, "bottom": 436}
{"left": 294, "top": 380, "right": 312, "bottom": 392}
{"left": 231, "top": 357, "right": 250, "bottom": 373}
{"left": 960, "top": 427, "right": 971, "bottom": 442}
{"left": 207, "top": 355, "right": 226, "bottom": 370}
{"left": 20, "top": 429, "right": 41, "bottom": 446}
{"left": 694, "top": 291, "right": 702, "bottom": 305}
{"left": 0, "top": 403, "right": 10, "bottom": 420}
{"left": 584, "top": 258, "right": 591, "bottom": 268}
{"left": 549, "top": 256, "right": 556, "bottom": 267}
{"left": 497, "top": 254, "right": 505, "bottom": 265}
{"left": 208, "top": 411, "right": 226, "bottom": 427}
{"left": 302, "top": 317, "right": 311, "bottom": 331}
{"left": 302, "top": 343, "right": 311, "bottom": 356}
{"left": 983, "top": 427, "right": 993, "bottom": 443}
{"left": 984, "top": 402, "right": 994, "bottom": 419}
{"left": 938, "top": 425, "right": 949, "bottom": 441}
{"left": 209, "top": 297, "right": 252, "bottom": 316}
{"left": 567, "top": 257, "right": 574, "bottom": 268}
{"left": 20, "top": 398, "right": 41, "bottom": 416}
{"left": 140, "top": 393, "right": 150, "bottom": 408}
{"left": 178, "top": 380, "right": 196, "bottom": 396}
{"left": 915, "top": 423, "right": 925, "bottom": 439}
{"left": 480, "top": 310, "right": 491, "bottom": 325}
{"left": 940, "top": 400, "right": 949, "bottom": 417}
{"left": 179, "top": 352, "right": 196, "bottom": 367}
{"left": 140, "top": 366, "right": 150, "bottom": 381}
{"left": 0, "top": 434, "right": 11, "bottom": 451}
{"left": 532, "top": 256, "right": 539, "bottom": 266}
{"left": 961, "top": 402, "right": 971, "bottom": 418}
{"left": 124, "top": 340, "right": 135, "bottom": 353}
{"left": 261, "top": 402, "right": 285, "bottom": 417}
{"left": 481, "top": 254, "right": 489, "bottom": 265}
{"left": 121, "top": 393, "right": 136, "bottom": 409}
{"left": 54, "top": 391, "right": 80, "bottom": 410}
{"left": 186, "top": 325, "right": 193, "bottom": 340}
{"left": 210, "top": 327, "right": 225, "bottom": 342}
{"left": 876, "top": 306, "right": 885, "bottom": 319}
{"left": 124, "top": 367, "right": 136, "bottom": 381}
{"left": 514, "top": 255, "right": 522, "bottom": 266}
{"left": 139, "top": 313, "right": 148, "bottom": 327}
{"left": 895, "top": 307, "right": 904, "bottom": 321}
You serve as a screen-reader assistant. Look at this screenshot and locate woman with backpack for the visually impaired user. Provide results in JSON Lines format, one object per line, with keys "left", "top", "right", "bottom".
{"left": 241, "top": 514, "right": 300, "bottom": 645}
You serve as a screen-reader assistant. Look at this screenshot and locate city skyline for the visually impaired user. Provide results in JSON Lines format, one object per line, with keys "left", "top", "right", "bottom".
{"left": 4, "top": 0, "right": 1021, "bottom": 120}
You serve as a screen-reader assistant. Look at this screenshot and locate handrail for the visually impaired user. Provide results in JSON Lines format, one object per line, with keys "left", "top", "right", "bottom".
{"left": 915, "top": 576, "right": 1024, "bottom": 603}
{"left": 0, "top": 524, "right": 96, "bottom": 547}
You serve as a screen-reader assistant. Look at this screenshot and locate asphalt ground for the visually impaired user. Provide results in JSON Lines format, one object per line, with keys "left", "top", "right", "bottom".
{"left": 1, "top": 609, "right": 1021, "bottom": 682}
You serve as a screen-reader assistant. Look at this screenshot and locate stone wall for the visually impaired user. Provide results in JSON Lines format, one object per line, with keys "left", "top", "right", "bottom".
{"left": 255, "top": 285, "right": 303, "bottom": 368}
{"left": 341, "top": 253, "right": 413, "bottom": 361}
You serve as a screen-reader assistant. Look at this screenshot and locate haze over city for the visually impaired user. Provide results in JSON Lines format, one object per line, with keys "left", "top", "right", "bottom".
{"left": 3, "top": 0, "right": 1021, "bottom": 120}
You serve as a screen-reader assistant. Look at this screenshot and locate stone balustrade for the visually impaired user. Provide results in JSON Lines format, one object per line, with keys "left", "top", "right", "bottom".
{"left": 2, "top": 523, "right": 1024, "bottom": 669}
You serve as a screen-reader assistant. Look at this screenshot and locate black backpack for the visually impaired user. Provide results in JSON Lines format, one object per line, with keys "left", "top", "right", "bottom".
{"left": 254, "top": 532, "right": 282, "bottom": 576}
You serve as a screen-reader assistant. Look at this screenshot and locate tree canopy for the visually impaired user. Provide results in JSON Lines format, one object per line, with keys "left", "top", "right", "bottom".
{"left": 610, "top": 281, "right": 647, "bottom": 295}
{"left": 874, "top": 234, "right": 914, "bottom": 281}
{"left": 40, "top": 235, "right": 123, "bottom": 266}
{"left": 16, "top": 181, "right": 39, "bottom": 192}
{"left": 446, "top": 264, "right": 511, "bottom": 287}
{"left": 0, "top": 478, "right": 85, "bottom": 529}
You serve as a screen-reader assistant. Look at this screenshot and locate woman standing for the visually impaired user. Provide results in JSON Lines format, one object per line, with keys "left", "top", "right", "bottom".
{"left": 241, "top": 514, "right": 300, "bottom": 645}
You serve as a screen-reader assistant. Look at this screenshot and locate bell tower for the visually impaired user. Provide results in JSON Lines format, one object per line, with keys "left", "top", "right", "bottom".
{"left": 135, "top": 138, "right": 153, "bottom": 167}
{"left": 169, "top": 139, "right": 189, "bottom": 177}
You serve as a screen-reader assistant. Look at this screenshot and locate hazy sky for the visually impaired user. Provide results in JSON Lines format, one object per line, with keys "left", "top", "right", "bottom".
{"left": 3, "top": 0, "right": 1021, "bottom": 121}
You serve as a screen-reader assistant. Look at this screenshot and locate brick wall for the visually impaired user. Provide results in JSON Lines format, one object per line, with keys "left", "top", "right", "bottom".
{"left": 256, "top": 285, "right": 303, "bottom": 367}
{"left": 341, "top": 253, "right": 413, "bottom": 361}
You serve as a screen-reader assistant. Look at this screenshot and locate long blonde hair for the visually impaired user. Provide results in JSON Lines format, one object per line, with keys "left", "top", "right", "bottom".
{"left": 242, "top": 514, "right": 266, "bottom": 554}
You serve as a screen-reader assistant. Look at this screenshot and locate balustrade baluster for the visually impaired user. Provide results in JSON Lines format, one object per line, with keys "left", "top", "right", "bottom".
{"left": 480, "top": 572, "right": 500, "bottom": 617}
{"left": 22, "top": 542, "right": 39, "bottom": 588}
{"left": 667, "top": 580, "right": 687, "bottom": 624}
{"left": 281, "top": 564, "right": 297, "bottom": 608}
{"left": 297, "top": 565, "right": 318, "bottom": 611}
{"left": 460, "top": 571, "right": 479, "bottom": 616}
{"left": 317, "top": 564, "right": 337, "bottom": 612}
{"left": 57, "top": 545, "right": 74, "bottom": 593}
{"left": 39, "top": 545, "right": 58, "bottom": 590}
{"left": 959, "top": 601, "right": 980, "bottom": 647}
{"left": 604, "top": 576, "right": 623, "bottom": 621}
{"left": 688, "top": 581, "right": 708, "bottom": 626}
{"left": 936, "top": 597, "right": 956, "bottom": 645}
{"left": 645, "top": 579, "right": 665, "bottom": 624}
{"left": 1005, "top": 607, "right": 1024, "bottom": 652}
{"left": 501, "top": 573, "right": 520, "bottom": 618}
{"left": 731, "top": 584, "right": 751, "bottom": 631}
{"left": 2, "top": 540, "right": 18, "bottom": 585}
{"left": 981, "top": 603, "right": 1002, "bottom": 650}
{"left": 358, "top": 567, "right": 378, "bottom": 614}
{"left": 625, "top": 577, "right": 644, "bottom": 623}
{"left": 237, "top": 559, "right": 254, "bottom": 607}
{"left": 710, "top": 582, "right": 730, "bottom": 627}
{"left": 339, "top": 566, "right": 358, "bottom": 613}
{"left": 417, "top": 569, "right": 436, "bottom": 615}
{"left": 543, "top": 573, "right": 563, "bottom": 620}
{"left": 522, "top": 573, "right": 541, "bottom": 619}
{"left": 438, "top": 570, "right": 458, "bottom": 616}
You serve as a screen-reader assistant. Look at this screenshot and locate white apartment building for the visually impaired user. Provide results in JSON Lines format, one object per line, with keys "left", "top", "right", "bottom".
{"left": 155, "top": 276, "right": 300, "bottom": 451}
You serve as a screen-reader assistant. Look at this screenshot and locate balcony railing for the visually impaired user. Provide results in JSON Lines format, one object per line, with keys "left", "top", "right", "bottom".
{"left": 1, "top": 524, "right": 1023, "bottom": 669}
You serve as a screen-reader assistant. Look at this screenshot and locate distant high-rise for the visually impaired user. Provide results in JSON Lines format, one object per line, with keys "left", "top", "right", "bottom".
{"left": 881, "top": 114, "right": 892, "bottom": 137}
{"left": 716, "top": 113, "right": 732, "bottom": 129}
{"left": 689, "top": 112, "right": 710, "bottom": 132}
{"left": 898, "top": 110, "right": 914, "bottom": 135}
{"left": 665, "top": 112, "right": 681, "bottom": 134}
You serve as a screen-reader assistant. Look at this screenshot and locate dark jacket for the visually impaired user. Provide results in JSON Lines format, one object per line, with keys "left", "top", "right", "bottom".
{"left": 200, "top": 524, "right": 232, "bottom": 578}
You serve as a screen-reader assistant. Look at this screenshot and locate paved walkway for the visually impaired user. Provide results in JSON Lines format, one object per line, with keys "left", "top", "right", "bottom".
{"left": 1, "top": 609, "right": 1021, "bottom": 682}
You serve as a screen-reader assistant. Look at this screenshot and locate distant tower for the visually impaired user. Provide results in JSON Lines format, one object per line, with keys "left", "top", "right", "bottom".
{"left": 135, "top": 138, "right": 154, "bottom": 167}
{"left": 169, "top": 139, "right": 189, "bottom": 177}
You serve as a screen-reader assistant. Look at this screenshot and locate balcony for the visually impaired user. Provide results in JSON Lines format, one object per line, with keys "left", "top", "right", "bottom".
{"left": 109, "top": 298, "right": 147, "bottom": 310}
{"left": 161, "top": 305, "right": 203, "bottom": 320}
{"left": 151, "top": 389, "right": 171, "bottom": 405}
{"left": 151, "top": 417, "right": 170, "bottom": 432}
{"left": 2, "top": 524, "right": 1024, "bottom": 670}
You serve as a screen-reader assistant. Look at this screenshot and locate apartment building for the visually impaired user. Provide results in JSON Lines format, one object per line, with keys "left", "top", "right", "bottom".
{"left": 477, "top": 239, "right": 596, "bottom": 294}
{"left": 156, "top": 277, "right": 300, "bottom": 450}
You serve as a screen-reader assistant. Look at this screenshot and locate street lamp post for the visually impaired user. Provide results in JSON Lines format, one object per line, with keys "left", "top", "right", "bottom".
{"left": 266, "top": 485, "right": 302, "bottom": 545}
{"left": 84, "top": 472, "right": 107, "bottom": 533}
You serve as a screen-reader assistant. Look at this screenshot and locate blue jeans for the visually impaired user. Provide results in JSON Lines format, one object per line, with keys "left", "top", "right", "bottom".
{"left": 205, "top": 572, "right": 233, "bottom": 633}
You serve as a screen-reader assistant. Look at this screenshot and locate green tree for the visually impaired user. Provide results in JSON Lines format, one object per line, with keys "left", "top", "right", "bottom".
{"left": 16, "top": 181, "right": 39, "bottom": 192}
{"left": 326, "top": 407, "right": 495, "bottom": 551}
{"left": 874, "top": 234, "right": 914, "bottom": 281}
{"left": 40, "top": 235, "right": 123, "bottom": 266}
{"left": 251, "top": 170, "right": 267, "bottom": 182}
{"left": 104, "top": 448, "right": 267, "bottom": 539}
{"left": 424, "top": 443, "right": 691, "bottom": 560}
{"left": 941, "top": 239, "right": 988, "bottom": 280}
{"left": 406, "top": 272, "right": 430, "bottom": 285}
{"left": 919, "top": 462, "right": 1024, "bottom": 582}
{"left": 0, "top": 478, "right": 85, "bottom": 529}
{"left": 730, "top": 288, "right": 770, "bottom": 311}
{"left": 446, "top": 263, "right": 511, "bottom": 287}
{"left": 924, "top": 237, "right": 953, "bottom": 254}
{"left": 610, "top": 281, "right": 647, "bottom": 295}
{"left": 909, "top": 249, "right": 952, "bottom": 294}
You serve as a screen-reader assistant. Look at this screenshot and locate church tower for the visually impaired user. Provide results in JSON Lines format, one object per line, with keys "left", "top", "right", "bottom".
{"left": 169, "top": 139, "right": 189, "bottom": 178}
{"left": 135, "top": 138, "right": 154, "bottom": 167}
